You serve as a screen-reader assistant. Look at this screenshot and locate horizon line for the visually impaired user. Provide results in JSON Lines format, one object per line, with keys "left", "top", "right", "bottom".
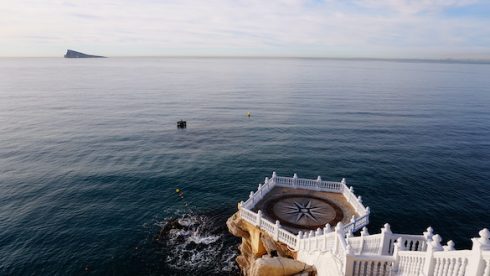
{"left": 2, "top": 55, "right": 490, "bottom": 64}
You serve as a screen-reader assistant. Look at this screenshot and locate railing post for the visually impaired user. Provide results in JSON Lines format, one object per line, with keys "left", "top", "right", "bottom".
{"left": 297, "top": 231, "right": 303, "bottom": 250}
{"left": 365, "top": 207, "right": 370, "bottom": 225}
{"left": 249, "top": 191, "right": 254, "bottom": 206}
{"left": 309, "top": 231, "right": 315, "bottom": 251}
{"left": 350, "top": 215, "right": 356, "bottom": 232}
{"left": 323, "top": 224, "right": 332, "bottom": 251}
{"left": 392, "top": 237, "right": 405, "bottom": 272}
{"left": 335, "top": 222, "right": 345, "bottom": 255}
{"left": 379, "top": 223, "right": 392, "bottom": 255}
{"left": 344, "top": 244, "right": 355, "bottom": 276}
{"left": 271, "top": 171, "right": 277, "bottom": 186}
{"left": 256, "top": 210, "right": 262, "bottom": 226}
{"left": 293, "top": 173, "right": 298, "bottom": 188}
{"left": 423, "top": 226, "right": 434, "bottom": 250}
{"left": 360, "top": 227, "right": 369, "bottom": 254}
{"left": 273, "top": 220, "right": 280, "bottom": 241}
{"left": 422, "top": 234, "right": 443, "bottom": 275}
{"left": 465, "top": 228, "right": 490, "bottom": 276}
{"left": 316, "top": 228, "right": 322, "bottom": 250}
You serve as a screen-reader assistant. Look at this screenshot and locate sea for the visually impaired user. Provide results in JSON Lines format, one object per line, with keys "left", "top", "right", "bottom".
{"left": 0, "top": 57, "right": 489, "bottom": 275}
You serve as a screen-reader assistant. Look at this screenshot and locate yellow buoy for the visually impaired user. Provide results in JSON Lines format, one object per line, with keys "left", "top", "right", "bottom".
{"left": 176, "top": 188, "right": 180, "bottom": 193}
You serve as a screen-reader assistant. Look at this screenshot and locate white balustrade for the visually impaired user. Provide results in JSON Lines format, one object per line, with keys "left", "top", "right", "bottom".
{"left": 396, "top": 251, "right": 426, "bottom": 275}
{"left": 346, "top": 255, "right": 395, "bottom": 276}
{"left": 432, "top": 250, "right": 470, "bottom": 276}
{"left": 237, "top": 172, "right": 489, "bottom": 276}
{"left": 241, "top": 172, "right": 370, "bottom": 236}
{"left": 361, "top": 235, "right": 383, "bottom": 255}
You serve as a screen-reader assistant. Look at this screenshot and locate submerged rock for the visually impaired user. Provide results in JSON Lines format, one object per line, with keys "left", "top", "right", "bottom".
{"left": 64, "top": 49, "right": 106, "bottom": 58}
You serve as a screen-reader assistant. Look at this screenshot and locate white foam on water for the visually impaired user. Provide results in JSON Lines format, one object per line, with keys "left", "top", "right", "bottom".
{"left": 156, "top": 213, "right": 238, "bottom": 274}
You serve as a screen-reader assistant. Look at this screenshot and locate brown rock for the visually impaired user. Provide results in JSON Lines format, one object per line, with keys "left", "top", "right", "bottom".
{"left": 250, "top": 256, "right": 315, "bottom": 276}
{"left": 227, "top": 211, "right": 315, "bottom": 276}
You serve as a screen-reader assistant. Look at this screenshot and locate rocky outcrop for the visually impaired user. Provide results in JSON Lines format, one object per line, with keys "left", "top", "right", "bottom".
{"left": 64, "top": 49, "right": 106, "bottom": 58}
{"left": 227, "top": 211, "right": 315, "bottom": 276}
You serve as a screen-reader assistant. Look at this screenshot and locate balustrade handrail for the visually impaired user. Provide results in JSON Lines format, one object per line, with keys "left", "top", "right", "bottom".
{"left": 238, "top": 172, "right": 490, "bottom": 276}
{"left": 241, "top": 172, "right": 370, "bottom": 235}
{"left": 397, "top": 250, "right": 426, "bottom": 257}
{"left": 432, "top": 249, "right": 472, "bottom": 258}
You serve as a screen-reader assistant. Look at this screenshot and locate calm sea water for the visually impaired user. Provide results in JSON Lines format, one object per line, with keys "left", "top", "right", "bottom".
{"left": 0, "top": 58, "right": 489, "bottom": 275}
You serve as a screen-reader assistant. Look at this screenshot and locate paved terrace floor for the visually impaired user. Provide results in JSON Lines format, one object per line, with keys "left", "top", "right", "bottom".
{"left": 252, "top": 186, "right": 358, "bottom": 234}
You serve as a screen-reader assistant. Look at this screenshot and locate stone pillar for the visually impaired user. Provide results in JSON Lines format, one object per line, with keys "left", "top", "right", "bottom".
{"left": 365, "top": 207, "right": 370, "bottom": 225}
{"left": 297, "top": 231, "right": 303, "bottom": 250}
{"left": 392, "top": 237, "right": 405, "bottom": 273}
{"left": 256, "top": 210, "right": 262, "bottom": 226}
{"left": 273, "top": 220, "right": 280, "bottom": 241}
{"left": 422, "top": 234, "right": 443, "bottom": 276}
{"left": 423, "top": 226, "right": 434, "bottom": 250}
{"left": 350, "top": 215, "right": 356, "bottom": 232}
{"left": 344, "top": 244, "right": 355, "bottom": 276}
{"left": 360, "top": 227, "right": 369, "bottom": 254}
{"left": 465, "top": 228, "right": 490, "bottom": 276}
{"left": 379, "top": 223, "right": 392, "bottom": 255}
{"left": 334, "top": 222, "right": 345, "bottom": 255}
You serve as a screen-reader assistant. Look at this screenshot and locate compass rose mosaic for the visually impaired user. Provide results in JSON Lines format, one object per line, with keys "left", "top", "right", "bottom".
{"left": 265, "top": 195, "right": 343, "bottom": 230}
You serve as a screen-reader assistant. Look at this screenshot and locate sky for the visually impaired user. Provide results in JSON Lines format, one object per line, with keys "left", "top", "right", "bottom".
{"left": 1, "top": 0, "right": 490, "bottom": 58}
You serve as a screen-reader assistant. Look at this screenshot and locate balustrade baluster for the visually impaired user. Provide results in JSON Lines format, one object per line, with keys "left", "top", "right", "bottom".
{"left": 449, "top": 258, "right": 457, "bottom": 276}
{"left": 434, "top": 258, "right": 441, "bottom": 276}
{"left": 483, "top": 259, "right": 490, "bottom": 276}
{"left": 442, "top": 258, "right": 450, "bottom": 276}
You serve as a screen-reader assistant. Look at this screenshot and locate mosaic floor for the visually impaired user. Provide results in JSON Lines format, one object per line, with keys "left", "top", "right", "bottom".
{"left": 252, "top": 187, "right": 358, "bottom": 233}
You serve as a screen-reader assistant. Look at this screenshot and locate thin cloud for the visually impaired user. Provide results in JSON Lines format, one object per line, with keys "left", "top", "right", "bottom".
{"left": 0, "top": 0, "right": 489, "bottom": 58}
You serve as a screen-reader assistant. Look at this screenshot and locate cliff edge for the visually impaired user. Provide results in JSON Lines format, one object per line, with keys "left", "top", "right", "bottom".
{"left": 227, "top": 211, "right": 316, "bottom": 276}
{"left": 64, "top": 49, "right": 106, "bottom": 58}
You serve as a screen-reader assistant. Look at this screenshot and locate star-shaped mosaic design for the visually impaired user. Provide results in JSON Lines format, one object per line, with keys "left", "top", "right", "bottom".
{"left": 283, "top": 200, "right": 323, "bottom": 222}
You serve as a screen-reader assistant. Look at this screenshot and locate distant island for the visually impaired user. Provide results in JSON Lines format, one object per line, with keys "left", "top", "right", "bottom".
{"left": 64, "top": 49, "right": 106, "bottom": 58}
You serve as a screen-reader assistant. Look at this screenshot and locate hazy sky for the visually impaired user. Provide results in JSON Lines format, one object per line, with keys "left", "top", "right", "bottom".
{"left": 1, "top": 0, "right": 490, "bottom": 58}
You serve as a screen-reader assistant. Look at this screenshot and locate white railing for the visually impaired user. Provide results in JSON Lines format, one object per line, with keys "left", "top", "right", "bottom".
{"left": 238, "top": 205, "right": 298, "bottom": 249}
{"left": 342, "top": 225, "right": 489, "bottom": 276}
{"left": 274, "top": 175, "right": 344, "bottom": 193}
{"left": 361, "top": 235, "right": 384, "bottom": 255}
{"left": 346, "top": 255, "right": 395, "bottom": 276}
{"left": 432, "top": 250, "right": 470, "bottom": 276}
{"left": 241, "top": 172, "right": 370, "bottom": 234}
{"left": 239, "top": 206, "right": 489, "bottom": 276}
{"left": 388, "top": 234, "right": 428, "bottom": 255}
{"left": 237, "top": 172, "right": 490, "bottom": 276}
{"left": 396, "top": 251, "right": 426, "bottom": 275}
